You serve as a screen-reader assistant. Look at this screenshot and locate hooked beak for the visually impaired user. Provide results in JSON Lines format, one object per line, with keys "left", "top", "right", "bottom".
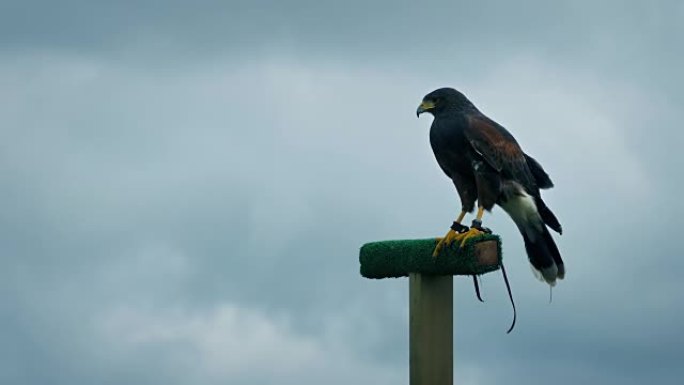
{"left": 416, "top": 100, "right": 435, "bottom": 117}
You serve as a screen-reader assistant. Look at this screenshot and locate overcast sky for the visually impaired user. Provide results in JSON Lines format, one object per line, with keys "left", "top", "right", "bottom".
{"left": 1, "top": 1, "right": 683, "bottom": 384}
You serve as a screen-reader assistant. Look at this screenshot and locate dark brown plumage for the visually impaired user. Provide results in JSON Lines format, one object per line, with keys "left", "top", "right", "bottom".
{"left": 417, "top": 87, "right": 563, "bottom": 285}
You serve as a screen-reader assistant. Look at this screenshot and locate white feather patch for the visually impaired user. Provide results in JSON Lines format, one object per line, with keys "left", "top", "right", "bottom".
{"left": 500, "top": 187, "right": 543, "bottom": 239}
{"left": 529, "top": 263, "right": 545, "bottom": 282}
{"left": 529, "top": 263, "right": 557, "bottom": 287}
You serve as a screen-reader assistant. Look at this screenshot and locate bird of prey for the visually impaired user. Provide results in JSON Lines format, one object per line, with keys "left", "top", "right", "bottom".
{"left": 417, "top": 87, "right": 564, "bottom": 285}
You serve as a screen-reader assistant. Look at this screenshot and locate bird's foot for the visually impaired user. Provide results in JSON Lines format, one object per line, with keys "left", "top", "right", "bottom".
{"left": 455, "top": 227, "right": 484, "bottom": 247}
{"left": 433, "top": 222, "right": 470, "bottom": 257}
{"left": 456, "top": 219, "right": 492, "bottom": 247}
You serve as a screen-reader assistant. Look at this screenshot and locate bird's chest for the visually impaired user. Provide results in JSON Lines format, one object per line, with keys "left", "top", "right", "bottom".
{"left": 430, "top": 120, "right": 475, "bottom": 176}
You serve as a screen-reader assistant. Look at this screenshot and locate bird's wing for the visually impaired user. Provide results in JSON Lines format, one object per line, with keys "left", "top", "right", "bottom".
{"left": 524, "top": 153, "right": 554, "bottom": 189}
{"left": 464, "top": 115, "right": 536, "bottom": 190}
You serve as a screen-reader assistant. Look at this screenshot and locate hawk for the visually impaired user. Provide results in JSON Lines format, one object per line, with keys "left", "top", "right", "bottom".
{"left": 417, "top": 87, "right": 564, "bottom": 285}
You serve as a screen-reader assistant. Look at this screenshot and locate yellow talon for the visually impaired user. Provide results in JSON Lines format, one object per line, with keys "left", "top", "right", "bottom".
{"left": 457, "top": 227, "right": 484, "bottom": 247}
{"left": 434, "top": 207, "right": 487, "bottom": 256}
{"left": 433, "top": 228, "right": 465, "bottom": 257}
{"left": 433, "top": 226, "right": 486, "bottom": 257}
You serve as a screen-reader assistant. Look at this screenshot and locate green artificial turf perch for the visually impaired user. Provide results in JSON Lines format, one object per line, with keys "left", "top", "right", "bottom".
{"left": 359, "top": 234, "right": 502, "bottom": 279}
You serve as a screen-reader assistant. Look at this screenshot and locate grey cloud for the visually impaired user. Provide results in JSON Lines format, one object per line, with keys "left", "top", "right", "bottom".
{"left": 1, "top": 2, "right": 684, "bottom": 385}
{"left": 4, "top": 1, "right": 682, "bottom": 73}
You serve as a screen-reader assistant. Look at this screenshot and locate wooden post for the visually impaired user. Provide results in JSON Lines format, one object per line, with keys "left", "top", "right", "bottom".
{"left": 359, "top": 237, "right": 501, "bottom": 385}
{"left": 409, "top": 273, "right": 453, "bottom": 385}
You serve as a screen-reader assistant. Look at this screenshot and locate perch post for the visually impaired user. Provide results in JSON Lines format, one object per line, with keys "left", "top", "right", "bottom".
{"left": 359, "top": 235, "right": 501, "bottom": 385}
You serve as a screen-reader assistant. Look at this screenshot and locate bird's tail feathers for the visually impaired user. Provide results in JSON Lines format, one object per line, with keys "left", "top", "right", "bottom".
{"left": 535, "top": 196, "right": 562, "bottom": 234}
{"left": 522, "top": 226, "right": 565, "bottom": 285}
{"left": 499, "top": 183, "right": 565, "bottom": 285}
{"left": 524, "top": 154, "right": 554, "bottom": 189}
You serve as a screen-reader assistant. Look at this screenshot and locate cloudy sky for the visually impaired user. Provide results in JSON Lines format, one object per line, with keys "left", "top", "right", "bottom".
{"left": 1, "top": 1, "right": 683, "bottom": 384}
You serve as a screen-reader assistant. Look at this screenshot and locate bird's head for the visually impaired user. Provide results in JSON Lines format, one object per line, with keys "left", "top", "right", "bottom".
{"left": 416, "top": 87, "right": 474, "bottom": 117}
